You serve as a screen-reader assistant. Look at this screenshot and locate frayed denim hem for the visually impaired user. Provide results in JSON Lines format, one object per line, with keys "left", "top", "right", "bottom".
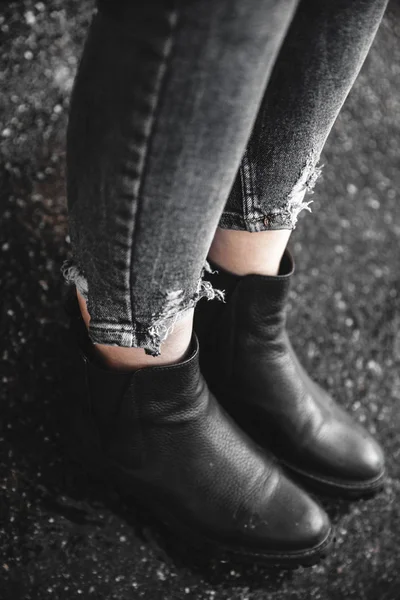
{"left": 218, "top": 211, "right": 296, "bottom": 232}
{"left": 61, "top": 260, "right": 224, "bottom": 356}
{"left": 219, "top": 151, "right": 323, "bottom": 233}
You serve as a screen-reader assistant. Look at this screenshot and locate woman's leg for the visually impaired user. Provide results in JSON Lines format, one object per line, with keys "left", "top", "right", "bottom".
{"left": 64, "top": 0, "right": 300, "bottom": 365}
{"left": 63, "top": 0, "right": 333, "bottom": 565}
{"left": 197, "top": 0, "right": 388, "bottom": 496}
{"left": 211, "top": 0, "right": 388, "bottom": 276}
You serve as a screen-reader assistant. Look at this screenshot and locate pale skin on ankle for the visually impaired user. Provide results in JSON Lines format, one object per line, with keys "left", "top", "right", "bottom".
{"left": 208, "top": 227, "right": 291, "bottom": 277}
{"left": 77, "top": 226, "right": 290, "bottom": 369}
{"left": 77, "top": 290, "right": 194, "bottom": 371}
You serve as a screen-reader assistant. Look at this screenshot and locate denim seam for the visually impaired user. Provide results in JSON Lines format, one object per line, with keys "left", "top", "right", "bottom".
{"left": 240, "top": 150, "right": 253, "bottom": 231}
{"left": 240, "top": 150, "right": 267, "bottom": 233}
{"left": 127, "top": 5, "right": 180, "bottom": 333}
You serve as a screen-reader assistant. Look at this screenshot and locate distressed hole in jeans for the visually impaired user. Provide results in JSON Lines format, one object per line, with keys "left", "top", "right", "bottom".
{"left": 61, "top": 260, "right": 88, "bottom": 300}
{"left": 286, "top": 150, "right": 323, "bottom": 228}
{"left": 146, "top": 263, "right": 225, "bottom": 356}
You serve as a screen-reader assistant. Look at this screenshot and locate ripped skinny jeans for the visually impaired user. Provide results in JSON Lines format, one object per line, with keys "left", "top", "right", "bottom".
{"left": 63, "top": 0, "right": 388, "bottom": 356}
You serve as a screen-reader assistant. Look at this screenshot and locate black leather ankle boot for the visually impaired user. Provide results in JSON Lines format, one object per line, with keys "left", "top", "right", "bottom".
{"left": 195, "top": 252, "right": 385, "bottom": 497}
{"left": 63, "top": 293, "right": 332, "bottom": 567}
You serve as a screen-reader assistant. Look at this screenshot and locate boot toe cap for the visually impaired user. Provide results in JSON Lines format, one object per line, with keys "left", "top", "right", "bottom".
{"left": 296, "top": 416, "right": 386, "bottom": 493}
{"left": 353, "top": 432, "right": 385, "bottom": 482}
{"left": 269, "top": 475, "right": 332, "bottom": 552}
{"left": 241, "top": 474, "right": 332, "bottom": 561}
{"left": 325, "top": 417, "right": 385, "bottom": 485}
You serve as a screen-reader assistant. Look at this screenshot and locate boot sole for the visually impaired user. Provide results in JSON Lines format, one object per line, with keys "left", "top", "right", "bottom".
{"left": 281, "top": 460, "right": 386, "bottom": 499}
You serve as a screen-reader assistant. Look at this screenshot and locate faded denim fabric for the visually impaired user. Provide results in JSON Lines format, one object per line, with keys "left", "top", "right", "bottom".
{"left": 64, "top": 0, "right": 388, "bottom": 355}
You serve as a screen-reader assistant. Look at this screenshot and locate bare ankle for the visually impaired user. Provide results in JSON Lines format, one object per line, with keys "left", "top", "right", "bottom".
{"left": 76, "top": 290, "right": 193, "bottom": 371}
{"left": 208, "top": 227, "right": 291, "bottom": 277}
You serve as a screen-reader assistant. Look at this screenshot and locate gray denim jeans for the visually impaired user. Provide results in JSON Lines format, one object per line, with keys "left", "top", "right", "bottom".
{"left": 63, "top": 0, "right": 388, "bottom": 355}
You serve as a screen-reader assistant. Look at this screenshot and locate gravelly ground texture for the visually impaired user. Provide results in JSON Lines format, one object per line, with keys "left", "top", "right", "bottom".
{"left": 1, "top": 1, "right": 400, "bottom": 599}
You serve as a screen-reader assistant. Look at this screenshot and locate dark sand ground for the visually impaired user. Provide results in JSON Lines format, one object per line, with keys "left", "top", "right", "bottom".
{"left": 1, "top": 2, "right": 400, "bottom": 598}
